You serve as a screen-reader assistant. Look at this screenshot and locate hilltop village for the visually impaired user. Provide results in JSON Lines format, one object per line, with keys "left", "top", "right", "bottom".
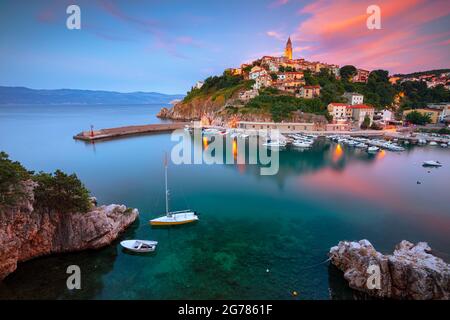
{"left": 159, "top": 37, "right": 450, "bottom": 133}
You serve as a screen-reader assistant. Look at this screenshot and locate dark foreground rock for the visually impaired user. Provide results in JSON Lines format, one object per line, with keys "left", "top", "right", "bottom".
{"left": 329, "top": 239, "right": 450, "bottom": 300}
{"left": 0, "top": 187, "right": 138, "bottom": 280}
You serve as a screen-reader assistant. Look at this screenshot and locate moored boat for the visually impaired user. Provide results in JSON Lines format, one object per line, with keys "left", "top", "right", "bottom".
{"left": 150, "top": 154, "right": 199, "bottom": 226}
{"left": 422, "top": 160, "right": 442, "bottom": 167}
{"left": 120, "top": 240, "right": 158, "bottom": 253}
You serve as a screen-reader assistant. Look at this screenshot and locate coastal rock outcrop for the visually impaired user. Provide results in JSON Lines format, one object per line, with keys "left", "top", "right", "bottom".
{"left": 0, "top": 186, "right": 138, "bottom": 280}
{"left": 329, "top": 240, "right": 450, "bottom": 299}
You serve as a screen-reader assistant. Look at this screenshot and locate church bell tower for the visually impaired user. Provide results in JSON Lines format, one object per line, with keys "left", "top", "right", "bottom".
{"left": 285, "top": 36, "right": 293, "bottom": 60}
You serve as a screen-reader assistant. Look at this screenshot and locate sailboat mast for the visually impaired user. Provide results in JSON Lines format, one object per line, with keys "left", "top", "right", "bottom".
{"left": 165, "top": 153, "right": 169, "bottom": 216}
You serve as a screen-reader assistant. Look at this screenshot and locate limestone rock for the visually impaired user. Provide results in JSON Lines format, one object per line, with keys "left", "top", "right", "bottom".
{"left": 0, "top": 190, "right": 138, "bottom": 280}
{"left": 329, "top": 239, "right": 450, "bottom": 299}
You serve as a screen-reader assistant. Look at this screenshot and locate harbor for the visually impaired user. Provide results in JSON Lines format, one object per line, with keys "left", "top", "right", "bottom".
{"left": 2, "top": 104, "right": 450, "bottom": 300}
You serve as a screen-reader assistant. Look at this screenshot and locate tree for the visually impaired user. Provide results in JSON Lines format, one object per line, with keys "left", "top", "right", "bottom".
{"left": 363, "top": 70, "right": 395, "bottom": 109}
{"left": 0, "top": 152, "right": 31, "bottom": 206}
{"left": 33, "top": 170, "right": 91, "bottom": 213}
{"left": 303, "top": 70, "right": 319, "bottom": 86}
{"left": 339, "top": 65, "right": 357, "bottom": 81}
{"left": 360, "top": 115, "right": 371, "bottom": 129}
{"left": 270, "top": 73, "right": 278, "bottom": 81}
{"left": 405, "top": 111, "right": 431, "bottom": 125}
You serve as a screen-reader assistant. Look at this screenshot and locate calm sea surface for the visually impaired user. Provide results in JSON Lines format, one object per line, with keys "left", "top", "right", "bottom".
{"left": 0, "top": 104, "right": 449, "bottom": 299}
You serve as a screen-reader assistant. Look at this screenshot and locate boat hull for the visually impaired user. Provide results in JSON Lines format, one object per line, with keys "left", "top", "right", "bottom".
{"left": 150, "top": 212, "right": 199, "bottom": 226}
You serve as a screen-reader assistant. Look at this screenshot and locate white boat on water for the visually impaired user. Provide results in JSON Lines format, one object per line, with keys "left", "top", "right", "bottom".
{"left": 150, "top": 154, "right": 199, "bottom": 226}
{"left": 422, "top": 160, "right": 442, "bottom": 167}
{"left": 441, "top": 143, "right": 448, "bottom": 148}
{"left": 388, "top": 145, "right": 405, "bottom": 151}
{"left": 355, "top": 143, "right": 368, "bottom": 148}
{"left": 120, "top": 240, "right": 158, "bottom": 253}
{"left": 202, "top": 128, "right": 219, "bottom": 135}
{"left": 292, "top": 140, "right": 312, "bottom": 148}
{"left": 263, "top": 140, "right": 286, "bottom": 148}
{"left": 368, "top": 146, "right": 379, "bottom": 152}
{"left": 429, "top": 141, "right": 438, "bottom": 146}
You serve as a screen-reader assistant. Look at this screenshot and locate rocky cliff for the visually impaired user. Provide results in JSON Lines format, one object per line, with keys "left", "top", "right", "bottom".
{"left": 158, "top": 94, "right": 328, "bottom": 125}
{"left": 329, "top": 239, "right": 450, "bottom": 299}
{"left": 0, "top": 184, "right": 138, "bottom": 280}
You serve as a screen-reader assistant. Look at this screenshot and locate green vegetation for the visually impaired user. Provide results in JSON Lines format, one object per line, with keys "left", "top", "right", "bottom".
{"left": 244, "top": 93, "right": 326, "bottom": 122}
{"left": 0, "top": 152, "right": 91, "bottom": 213}
{"left": 405, "top": 111, "right": 431, "bottom": 125}
{"left": 339, "top": 65, "right": 357, "bottom": 81}
{"left": 393, "top": 69, "right": 450, "bottom": 78}
{"left": 33, "top": 170, "right": 91, "bottom": 213}
{"left": 396, "top": 81, "right": 450, "bottom": 109}
{"left": 183, "top": 71, "right": 253, "bottom": 103}
{"left": 360, "top": 115, "right": 371, "bottom": 129}
{"left": 340, "top": 69, "right": 396, "bottom": 109}
{"left": 0, "top": 151, "right": 32, "bottom": 206}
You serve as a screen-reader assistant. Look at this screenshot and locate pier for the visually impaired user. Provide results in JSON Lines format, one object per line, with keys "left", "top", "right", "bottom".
{"left": 384, "top": 131, "right": 450, "bottom": 144}
{"left": 73, "top": 122, "right": 189, "bottom": 141}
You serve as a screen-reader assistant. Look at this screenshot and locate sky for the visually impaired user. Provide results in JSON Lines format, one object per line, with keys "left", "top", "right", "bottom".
{"left": 0, "top": 0, "right": 449, "bottom": 94}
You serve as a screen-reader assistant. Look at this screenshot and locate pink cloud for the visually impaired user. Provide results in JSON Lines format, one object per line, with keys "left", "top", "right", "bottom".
{"left": 290, "top": 0, "right": 450, "bottom": 73}
{"left": 269, "top": 0, "right": 290, "bottom": 8}
{"left": 266, "top": 30, "right": 285, "bottom": 40}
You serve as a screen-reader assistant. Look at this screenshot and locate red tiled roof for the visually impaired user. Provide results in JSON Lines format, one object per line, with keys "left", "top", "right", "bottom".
{"left": 347, "top": 104, "right": 373, "bottom": 109}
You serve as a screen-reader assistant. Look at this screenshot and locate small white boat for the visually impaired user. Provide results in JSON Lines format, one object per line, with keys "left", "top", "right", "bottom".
{"left": 355, "top": 143, "right": 368, "bottom": 148}
{"left": 120, "top": 240, "right": 158, "bottom": 253}
{"left": 263, "top": 140, "right": 286, "bottom": 148}
{"left": 429, "top": 141, "right": 438, "bottom": 146}
{"left": 368, "top": 146, "right": 379, "bottom": 152}
{"left": 422, "top": 160, "right": 442, "bottom": 167}
{"left": 239, "top": 133, "right": 249, "bottom": 139}
{"left": 440, "top": 143, "right": 448, "bottom": 148}
{"left": 292, "top": 141, "right": 312, "bottom": 148}
{"left": 202, "top": 128, "right": 220, "bottom": 135}
{"left": 389, "top": 145, "right": 405, "bottom": 151}
{"left": 418, "top": 139, "right": 427, "bottom": 144}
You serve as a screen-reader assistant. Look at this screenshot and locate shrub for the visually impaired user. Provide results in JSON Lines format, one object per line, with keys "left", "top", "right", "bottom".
{"left": 0, "top": 152, "right": 32, "bottom": 206}
{"left": 33, "top": 170, "right": 91, "bottom": 213}
{"left": 405, "top": 111, "right": 431, "bottom": 125}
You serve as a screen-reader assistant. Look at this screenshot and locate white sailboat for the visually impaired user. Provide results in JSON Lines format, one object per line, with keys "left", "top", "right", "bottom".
{"left": 150, "top": 154, "right": 199, "bottom": 226}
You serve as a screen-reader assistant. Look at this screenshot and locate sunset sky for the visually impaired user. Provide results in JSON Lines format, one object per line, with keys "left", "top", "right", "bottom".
{"left": 0, "top": 0, "right": 449, "bottom": 93}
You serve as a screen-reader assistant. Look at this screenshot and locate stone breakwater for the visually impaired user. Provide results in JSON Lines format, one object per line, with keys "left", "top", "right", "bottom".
{"left": 0, "top": 187, "right": 138, "bottom": 280}
{"left": 329, "top": 239, "right": 450, "bottom": 300}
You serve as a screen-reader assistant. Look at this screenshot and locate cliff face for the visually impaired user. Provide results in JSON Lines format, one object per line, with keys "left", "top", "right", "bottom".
{"left": 329, "top": 239, "right": 450, "bottom": 300}
{"left": 158, "top": 95, "right": 328, "bottom": 125}
{"left": 158, "top": 95, "right": 228, "bottom": 121}
{"left": 0, "top": 184, "right": 138, "bottom": 280}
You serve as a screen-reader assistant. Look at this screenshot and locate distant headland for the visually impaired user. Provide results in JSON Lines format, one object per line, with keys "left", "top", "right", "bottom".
{"left": 0, "top": 86, "right": 185, "bottom": 105}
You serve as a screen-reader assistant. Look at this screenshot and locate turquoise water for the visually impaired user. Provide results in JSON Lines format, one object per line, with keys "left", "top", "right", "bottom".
{"left": 0, "top": 104, "right": 449, "bottom": 300}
